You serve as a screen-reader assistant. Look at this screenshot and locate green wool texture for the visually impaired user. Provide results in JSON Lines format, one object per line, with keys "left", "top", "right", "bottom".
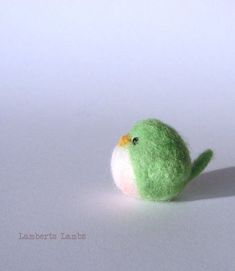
{"left": 128, "top": 119, "right": 213, "bottom": 201}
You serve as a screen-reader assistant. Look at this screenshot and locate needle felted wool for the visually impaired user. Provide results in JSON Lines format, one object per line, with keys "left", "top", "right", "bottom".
{"left": 111, "top": 119, "right": 213, "bottom": 201}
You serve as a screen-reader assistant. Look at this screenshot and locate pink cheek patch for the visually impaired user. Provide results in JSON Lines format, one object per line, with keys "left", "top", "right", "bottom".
{"left": 120, "top": 178, "right": 138, "bottom": 197}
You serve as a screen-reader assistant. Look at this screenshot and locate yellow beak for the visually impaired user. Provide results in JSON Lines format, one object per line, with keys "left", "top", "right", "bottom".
{"left": 118, "top": 134, "right": 131, "bottom": 147}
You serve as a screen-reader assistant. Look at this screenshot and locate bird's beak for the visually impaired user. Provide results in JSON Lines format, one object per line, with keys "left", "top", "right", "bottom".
{"left": 118, "top": 134, "right": 131, "bottom": 147}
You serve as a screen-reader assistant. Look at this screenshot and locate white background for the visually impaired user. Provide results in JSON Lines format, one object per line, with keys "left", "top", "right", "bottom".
{"left": 1, "top": 1, "right": 235, "bottom": 270}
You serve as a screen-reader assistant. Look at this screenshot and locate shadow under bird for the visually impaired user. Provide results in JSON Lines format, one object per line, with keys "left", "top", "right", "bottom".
{"left": 111, "top": 119, "right": 213, "bottom": 201}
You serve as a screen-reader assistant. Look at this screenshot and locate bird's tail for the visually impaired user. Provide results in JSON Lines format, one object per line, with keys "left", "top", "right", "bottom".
{"left": 188, "top": 149, "right": 214, "bottom": 181}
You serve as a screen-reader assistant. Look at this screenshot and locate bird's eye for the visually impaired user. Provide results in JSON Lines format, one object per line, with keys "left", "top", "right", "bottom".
{"left": 132, "top": 137, "right": 139, "bottom": 145}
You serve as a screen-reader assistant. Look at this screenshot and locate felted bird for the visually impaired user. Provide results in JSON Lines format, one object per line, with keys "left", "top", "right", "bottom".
{"left": 111, "top": 119, "right": 213, "bottom": 201}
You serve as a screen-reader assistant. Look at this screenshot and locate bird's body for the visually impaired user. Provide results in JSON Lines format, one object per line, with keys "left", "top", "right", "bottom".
{"left": 111, "top": 119, "right": 213, "bottom": 201}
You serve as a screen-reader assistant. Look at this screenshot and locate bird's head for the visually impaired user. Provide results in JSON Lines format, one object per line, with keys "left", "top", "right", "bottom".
{"left": 116, "top": 119, "right": 163, "bottom": 162}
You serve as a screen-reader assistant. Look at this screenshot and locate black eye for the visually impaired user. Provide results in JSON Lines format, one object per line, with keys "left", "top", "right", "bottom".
{"left": 132, "top": 137, "right": 139, "bottom": 145}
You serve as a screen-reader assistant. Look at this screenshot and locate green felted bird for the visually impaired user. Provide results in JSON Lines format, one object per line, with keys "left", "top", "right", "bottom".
{"left": 111, "top": 119, "right": 213, "bottom": 201}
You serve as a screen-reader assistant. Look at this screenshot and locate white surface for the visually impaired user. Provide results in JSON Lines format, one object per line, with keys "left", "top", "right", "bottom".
{"left": 1, "top": 1, "right": 235, "bottom": 270}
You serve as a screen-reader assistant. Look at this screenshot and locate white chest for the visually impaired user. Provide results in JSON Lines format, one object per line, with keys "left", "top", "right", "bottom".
{"left": 111, "top": 146, "right": 138, "bottom": 197}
